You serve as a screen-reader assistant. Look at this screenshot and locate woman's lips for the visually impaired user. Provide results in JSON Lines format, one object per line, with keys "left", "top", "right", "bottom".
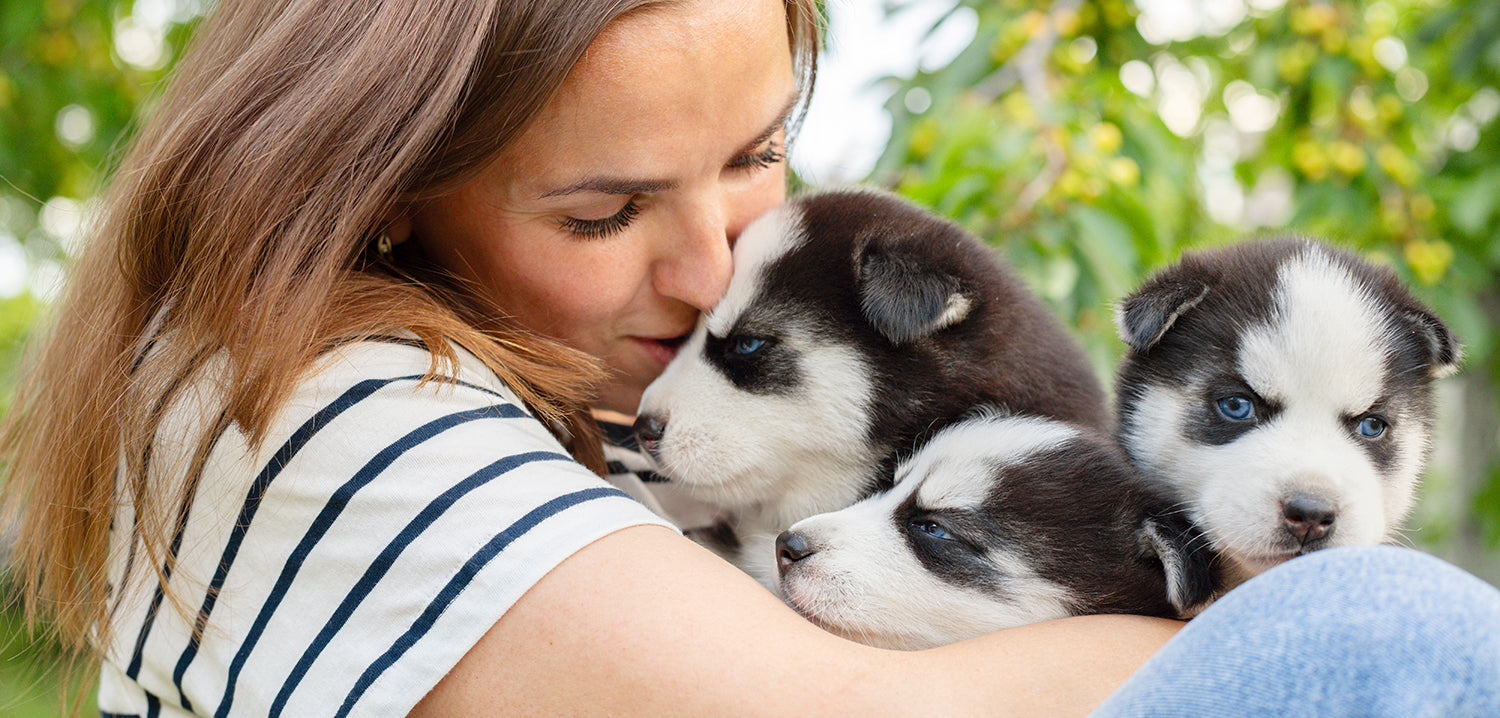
{"left": 637, "top": 331, "right": 692, "bottom": 366}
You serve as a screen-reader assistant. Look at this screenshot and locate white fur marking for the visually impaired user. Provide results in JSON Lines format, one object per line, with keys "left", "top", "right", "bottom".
{"left": 706, "top": 206, "right": 803, "bottom": 337}
{"left": 901, "top": 413, "right": 1079, "bottom": 510}
{"left": 1238, "top": 248, "right": 1388, "bottom": 413}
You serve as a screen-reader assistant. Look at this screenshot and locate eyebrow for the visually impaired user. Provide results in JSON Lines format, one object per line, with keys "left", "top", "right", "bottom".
{"left": 540, "top": 177, "right": 675, "bottom": 199}
{"left": 537, "top": 91, "right": 803, "bottom": 200}
{"left": 735, "top": 92, "right": 802, "bottom": 156}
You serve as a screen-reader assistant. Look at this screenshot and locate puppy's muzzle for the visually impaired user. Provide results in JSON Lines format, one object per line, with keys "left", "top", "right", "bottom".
{"left": 633, "top": 413, "right": 668, "bottom": 458}
{"left": 775, "top": 530, "right": 816, "bottom": 576}
{"left": 1281, "top": 492, "right": 1336, "bottom": 546}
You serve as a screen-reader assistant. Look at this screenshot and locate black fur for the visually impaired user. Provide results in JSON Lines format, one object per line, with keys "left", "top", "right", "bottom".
{"left": 703, "top": 331, "right": 800, "bottom": 395}
{"left": 778, "top": 414, "right": 1221, "bottom": 642}
{"left": 1186, "top": 376, "right": 1283, "bottom": 447}
{"left": 751, "top": 189, "right": 1109, "bottom": 454}
{"left": 925, "top": 424, "right": 1219, "bottom": 617}
{"left": 896, "top": 494, "right": 1004, "bottom": 594}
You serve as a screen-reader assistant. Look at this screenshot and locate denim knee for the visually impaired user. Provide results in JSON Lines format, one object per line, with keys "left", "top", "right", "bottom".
{"left": 1091, "top": 546, "right": 1500, "bottom": 718}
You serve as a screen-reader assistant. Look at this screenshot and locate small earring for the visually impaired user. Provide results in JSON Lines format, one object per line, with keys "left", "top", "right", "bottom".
{"left": 375, "top": 232, "right": 393, "bottom": 261}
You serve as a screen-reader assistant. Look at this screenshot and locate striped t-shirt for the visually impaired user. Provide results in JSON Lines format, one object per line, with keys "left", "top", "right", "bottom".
{"left": 99, "top": 338, "right": 675, "bottom": 717}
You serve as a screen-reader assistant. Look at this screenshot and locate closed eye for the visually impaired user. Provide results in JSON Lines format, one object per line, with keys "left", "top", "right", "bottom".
{"left": 726, "top": 94, "right": 797, "bottom": 174}
{"left": 726, "top": 140, "right": 785, "bottom": 172}
{"left": 559, "top": 199, "right": 641, "bottom": 240}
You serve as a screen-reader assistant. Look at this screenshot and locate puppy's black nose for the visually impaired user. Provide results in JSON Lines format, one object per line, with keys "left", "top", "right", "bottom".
{"left": 1281, "top": 493, "right": 1336, "bottom": 545}
{"left": 775, "top": 530, "right": 815, "bottom": 575}
{"left": 632, "top": 413, "right": 667, "bottom": 455}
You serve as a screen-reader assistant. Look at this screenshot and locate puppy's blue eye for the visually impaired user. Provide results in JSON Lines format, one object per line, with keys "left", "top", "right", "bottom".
{"left": 911, "top": 520, "right": 954, "bottom": 541}
{"left": 731, "top": 337, "right": 765, "bottom": 355}
{"left": 1216, "top": 395, "right": 1256, "bottom": 421}
{"left": 1357, "top": 415, "right": 1388, "bottom": 438}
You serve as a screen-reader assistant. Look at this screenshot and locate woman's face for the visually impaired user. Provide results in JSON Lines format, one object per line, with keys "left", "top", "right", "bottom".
{"left": 412, "top": 0, "right": 797, "bottom": 415}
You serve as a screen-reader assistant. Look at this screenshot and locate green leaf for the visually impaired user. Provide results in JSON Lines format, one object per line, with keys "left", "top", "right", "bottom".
{"left": 1448, "top": 167, "right": 1500, "bottom": 238}
{"left": 1067, "top": 205, "right": 1139, "bottom": 302}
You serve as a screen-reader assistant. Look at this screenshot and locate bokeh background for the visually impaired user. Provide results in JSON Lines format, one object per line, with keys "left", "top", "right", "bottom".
{"left": 3, "top": 0, "right": 1498, "bottom": 712}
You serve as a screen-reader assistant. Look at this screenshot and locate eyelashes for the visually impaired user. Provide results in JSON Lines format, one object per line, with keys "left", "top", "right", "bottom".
{"left": 560, "top": 200, "right": 641, "bottom": 240}
{"left": 727, "top": 140, "right": 785, "bottom": 172}
{"left": 559, "top": 140, "right": 785, "bottom": 240}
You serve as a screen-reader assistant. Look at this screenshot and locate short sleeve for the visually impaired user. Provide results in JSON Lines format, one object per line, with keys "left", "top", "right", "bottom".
{"left": 99, "top": 339, "right": 674, "bottom": 717}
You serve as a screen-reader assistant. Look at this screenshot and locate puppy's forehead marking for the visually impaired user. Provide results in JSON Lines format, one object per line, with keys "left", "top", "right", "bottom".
{"left": 902, "top": 415, "right": 1079, "bottom": 509}
{"left": 706, "top": 205, "right": 806, "bottom": 336}
{"left": 1238, "top": 247, "right": 1388, "bottom": 412}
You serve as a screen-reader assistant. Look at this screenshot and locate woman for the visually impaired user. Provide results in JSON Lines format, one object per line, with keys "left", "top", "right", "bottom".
{"left": 3, "top": 0, "right": 1496, "bottom": 715}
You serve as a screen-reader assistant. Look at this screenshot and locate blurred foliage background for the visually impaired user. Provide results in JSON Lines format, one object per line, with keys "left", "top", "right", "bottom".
{"left": 0, "top": 0, "right": 1497, "bottom": 711}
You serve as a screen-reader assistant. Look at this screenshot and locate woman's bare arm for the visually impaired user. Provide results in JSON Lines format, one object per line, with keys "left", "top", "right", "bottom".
{"left": 411, "top": 525, "right": 1180, "bottom": 717}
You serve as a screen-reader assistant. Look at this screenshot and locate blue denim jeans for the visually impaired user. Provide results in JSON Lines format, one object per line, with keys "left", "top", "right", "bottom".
{"left": 1091, "top": 546, "right": 1500, "bottom": 717}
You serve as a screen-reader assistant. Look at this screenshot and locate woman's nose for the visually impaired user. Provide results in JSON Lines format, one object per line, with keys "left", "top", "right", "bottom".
{"left": 655, "top": 205, "right": 734, "bottom": 313}
{"left": 656, "top": 179, "right": 784, "bottom": 312}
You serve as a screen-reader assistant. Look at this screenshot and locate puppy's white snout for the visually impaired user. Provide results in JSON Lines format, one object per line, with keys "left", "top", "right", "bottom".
{"left": 633, "top": 413, "right": 668, "bottom": 457}
{"left": 775, "top": 530, "right": 816, "bottom": 577}
{"left": 1280, "top": 492, "right": 1337, "bottom": 545}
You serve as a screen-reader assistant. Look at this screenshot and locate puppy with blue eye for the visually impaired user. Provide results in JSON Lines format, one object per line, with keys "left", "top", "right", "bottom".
{"left": 774, "top": 412, "right": 1217, "bottom": 650}
{"left": 1114, "top": 237, "right": 1460, "bottom": 586}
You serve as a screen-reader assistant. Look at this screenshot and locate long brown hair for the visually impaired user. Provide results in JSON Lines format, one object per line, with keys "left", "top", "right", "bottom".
{"left": 1, "top": 0, "right": 819, "bottom": 668}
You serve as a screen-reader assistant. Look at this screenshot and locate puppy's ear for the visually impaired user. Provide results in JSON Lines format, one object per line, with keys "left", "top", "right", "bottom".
{"left": 1140, "top": 507, "right": 1220, "bottom": 616}
{"left": 1116, "top": 279, "right": 1210, "bottom": 352}
{"left": 858, "top": 239, "right": 971, "bottom": 344}
{"left": 1399, "top": 307, "right": 1463, "bottom": 379}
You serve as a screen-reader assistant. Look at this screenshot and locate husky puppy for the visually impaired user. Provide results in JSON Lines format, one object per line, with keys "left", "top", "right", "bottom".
{"left": 634, "top": 188, "right": 1108, "bottom": 588}
{"left": 1115, "top": 237, "right": 1460, "bottom": 585}
{"left": 774, "top": 412, "right": 1216, "bottom": 650}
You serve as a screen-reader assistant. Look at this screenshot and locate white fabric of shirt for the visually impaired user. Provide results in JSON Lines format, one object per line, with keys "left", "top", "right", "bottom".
{"left": 98, "top": 339, "right": 674, "bottom": 717}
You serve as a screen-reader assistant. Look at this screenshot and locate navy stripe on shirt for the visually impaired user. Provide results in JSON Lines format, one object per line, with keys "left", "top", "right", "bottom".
{"left": 266, "top": 450, "right": 572, "bottom": 716}
{"left": 128, "top": 365, "right": 526, "bottom": 687}
{"left": 210, "top": 406, "right": 535, "bottom": 716}
{"left": 151, "top": 374, "right": 423, "bottom": 702}
{"left": 124, "top": 407, "right": 230, "bottom": 688}
{"left": 117, "top": 345, "right": 221, "bottom": 670}
{"left": 336, "top": 486, "right": 631, "bottom": 718}
{"left": 116, "top": 343, "right": 585, "bottom": 715}
{"left": 148, "top": 412, "right": 234, "bottom": 713}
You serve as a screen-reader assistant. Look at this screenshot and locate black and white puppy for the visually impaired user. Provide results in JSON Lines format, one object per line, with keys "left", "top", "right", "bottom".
{"left": 775, "top": 411, "right": 1216, "bottom": 650}
{"left": 634, "top": 188, "right": 1108, "bottom": 588}
{"left": 1115, "top": 237, "right": 1460, "bottom": 585}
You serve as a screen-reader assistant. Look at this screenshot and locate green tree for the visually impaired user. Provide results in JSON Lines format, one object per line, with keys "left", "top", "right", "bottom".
{"left": 1, "top": 0, "right": 197, "bottom": 296}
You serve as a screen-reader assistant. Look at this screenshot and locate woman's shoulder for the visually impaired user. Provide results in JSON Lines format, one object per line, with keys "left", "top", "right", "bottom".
{"left": 305, "top": 334, "right": 528, "bottom": 409}
{"left": 252, "top": 334, "right": 608, "bottom": 498}
{"left": 279, "top": 334, "right": 573, "bottom": 444}
{"left": 104, "top": 334, "right": 676, "bottom": 717}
